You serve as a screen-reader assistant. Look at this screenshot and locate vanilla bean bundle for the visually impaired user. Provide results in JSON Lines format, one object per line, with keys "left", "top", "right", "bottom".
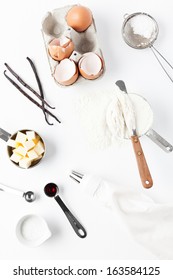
{"left": 4, "top": 58, "right": 61, "bottom": 125}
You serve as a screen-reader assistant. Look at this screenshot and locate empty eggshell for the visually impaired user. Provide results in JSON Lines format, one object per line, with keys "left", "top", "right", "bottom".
{"left": 66, "top": 5, "right": 93, "bottom": 32}
{"left": 78, "top": 52, "right": 103, "bottom": 80}
{"left": 54, "top": 58, "right": 78, "bottom": 86}
{"left": 48, "top": 36, "right": 74, "bottom": 61}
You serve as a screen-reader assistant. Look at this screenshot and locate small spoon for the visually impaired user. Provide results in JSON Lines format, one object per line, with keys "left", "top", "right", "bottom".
{"left": 23, "top": 191, "right": 36, "bottom": 202}
{"left": 44, "top": 183, "right": 87, "bottom": 238}
{"left": 0, "top": 182, "right": 35, "bottom": 202}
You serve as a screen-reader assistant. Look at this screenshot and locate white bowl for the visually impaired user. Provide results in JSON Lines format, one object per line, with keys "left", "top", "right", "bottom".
{"left": 16, "top": 214, "right": 52, "bottom": 247}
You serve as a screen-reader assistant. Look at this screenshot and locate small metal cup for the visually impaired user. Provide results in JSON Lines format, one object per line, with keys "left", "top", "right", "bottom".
{"left": 0, "top": 128, "right": 45, "bottom": 168}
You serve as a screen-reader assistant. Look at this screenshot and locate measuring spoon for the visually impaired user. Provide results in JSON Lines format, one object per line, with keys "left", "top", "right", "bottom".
{"left": 44, "top": 183, "right": 87, "bottom": 238}
{"left": 0, "top": 128, "right": 45, "bottom": 168}
{"left": 0, "top": 182, "right": 35, "bottom": 202}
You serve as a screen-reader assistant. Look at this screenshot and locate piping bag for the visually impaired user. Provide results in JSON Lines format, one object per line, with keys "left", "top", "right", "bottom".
{"left": 70, "top": 171, "right": 173, "bottom": 259}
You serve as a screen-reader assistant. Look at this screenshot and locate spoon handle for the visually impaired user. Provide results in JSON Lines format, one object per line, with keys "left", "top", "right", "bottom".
{"left": 54, "top": 195, "right": 87, "bottom": 238}
{"left": 0, "top": 182, "right": 24, "bottom": 197}
{"left": 146, "top": 129, "right": 173, "bottom": 153}
{"left": 0, "top": 128, "right": 11, "bottom": 142}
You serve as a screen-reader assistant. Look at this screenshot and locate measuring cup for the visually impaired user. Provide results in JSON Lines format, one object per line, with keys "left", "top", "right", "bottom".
{"left": 106, "top": 91, "right": 173, "bottom": 152}
{"left": 0, "top": 128, "right": 45, "bottom": 168}
{"left": 44, "top": 183, "right": 87, "bottom": 238}
{"left": 122, "top": 12, "right": 173, "bottom": 83}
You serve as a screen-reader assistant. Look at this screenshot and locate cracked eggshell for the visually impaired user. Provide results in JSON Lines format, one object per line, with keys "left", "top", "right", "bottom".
{"left": 54, "top": 58, "right": 79, "bottom": 86}
{"left": 78, "top": 52, "right": 104, "bottom": 80}
{"left": 48, "top": 36, "right": 74, "bottom": 61}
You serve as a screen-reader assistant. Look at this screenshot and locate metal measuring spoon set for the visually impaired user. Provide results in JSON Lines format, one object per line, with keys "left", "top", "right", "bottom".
{"left": 0, "top": 180, "right": 87, "bottom": 240}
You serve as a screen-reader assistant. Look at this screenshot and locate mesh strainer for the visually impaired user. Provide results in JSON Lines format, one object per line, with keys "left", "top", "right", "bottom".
{"left": 122, "top": 12, "right": 173, "bottom": 83}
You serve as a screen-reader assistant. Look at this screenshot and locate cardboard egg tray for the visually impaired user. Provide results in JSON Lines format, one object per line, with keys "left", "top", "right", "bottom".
{"left": 41, "top": 4, "right": 105, "bottom": 86}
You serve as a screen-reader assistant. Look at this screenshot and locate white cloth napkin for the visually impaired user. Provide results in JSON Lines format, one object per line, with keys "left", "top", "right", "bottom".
{"left": 81, "top": 174, "right": 173, "bottom": 259}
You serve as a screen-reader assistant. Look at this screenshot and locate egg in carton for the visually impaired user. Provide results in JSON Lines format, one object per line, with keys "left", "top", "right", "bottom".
{"left": 41, "top": 4, "right": 105, "bottom": 86}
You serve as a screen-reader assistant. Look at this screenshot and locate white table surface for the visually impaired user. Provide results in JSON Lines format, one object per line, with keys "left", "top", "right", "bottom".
{"left": 0, "top": 0, "right": 173, "bottom": 260}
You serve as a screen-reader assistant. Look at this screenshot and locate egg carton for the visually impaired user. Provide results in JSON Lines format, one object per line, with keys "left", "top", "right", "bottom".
{"left": 41, "top": 4, "right": 105, "bottom": 86}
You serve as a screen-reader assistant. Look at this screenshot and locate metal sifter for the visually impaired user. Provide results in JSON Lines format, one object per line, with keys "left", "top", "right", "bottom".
{"left": 122, "top": 12, "right": 173, "bottom": 83}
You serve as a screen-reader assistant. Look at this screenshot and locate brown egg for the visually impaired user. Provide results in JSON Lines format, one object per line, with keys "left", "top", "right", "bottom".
{"left": 78, "top": 52, "right": 104, "bottom": 80}
{"left": 48, "top": 37, "right": 74, "bottom": 61}
{"left": 66, "top": 5, "right": 93, "bottom": 32}
{"left": 54, "top": 58, "right": 79, "bottom": 86}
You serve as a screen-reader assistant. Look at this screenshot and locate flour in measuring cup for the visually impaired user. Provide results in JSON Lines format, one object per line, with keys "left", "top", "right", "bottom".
{"left": 74, "top": 87, "right": 153, "bottom": 149}
{"left": 106, "top": 90, "right": 153, "bottom": 139}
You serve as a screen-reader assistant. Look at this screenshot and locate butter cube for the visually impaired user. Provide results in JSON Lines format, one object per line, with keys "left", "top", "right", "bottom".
{"left": 13, "top": 146, "right": 27, "bottom": 157}
{"left": 26, "top": 131, "right": 36, "bottom": 140}
{"left": 10, "top": 153, "right": 22, "bottom": 163}
{"left": 15, "top": 142, "right": 23, "bottom": 148}
{"left": 34, "top": 141, "right": 45, "bottom": 155}
{"left": 7, "top": 139, "right": 16, "bottom": 148}
{"left": 33, "top": 136, "right": 40, "bottom": 145}
{"left": 15, "top": 131, "right": 27, "bottom": 144}
{"left": 27, "top": 150, "right": 39, "bottom": 160}
{"left": 23, "top": 140, "right": 35, "bottom": 151}
{"left": 19, "top": 158, "right": 32, "bottom": 169}
{"left": 32, "top": 154, "right": 42, "bottom": 161}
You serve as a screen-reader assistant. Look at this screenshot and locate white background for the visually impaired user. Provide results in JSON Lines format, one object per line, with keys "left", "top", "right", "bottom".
{"left": 0, "top": 0, "right": 173, "bottom": 260}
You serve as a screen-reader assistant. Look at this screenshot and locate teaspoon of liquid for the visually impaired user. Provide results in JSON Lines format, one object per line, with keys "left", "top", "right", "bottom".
{"left": 44, "top": 183, "right": 87, "bottom": 238}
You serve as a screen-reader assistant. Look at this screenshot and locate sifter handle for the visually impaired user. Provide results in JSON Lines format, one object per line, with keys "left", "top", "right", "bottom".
{"left": 150, "top": 45, "right": 173, "bottom": 84}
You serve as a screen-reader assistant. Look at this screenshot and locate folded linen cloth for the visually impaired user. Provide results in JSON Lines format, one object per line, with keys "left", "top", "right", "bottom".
{"left": 79, "top": 174, "right": 173, "bottom": 259}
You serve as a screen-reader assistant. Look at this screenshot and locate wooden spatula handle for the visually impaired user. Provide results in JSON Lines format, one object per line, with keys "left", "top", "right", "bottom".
{"left": 131, "top": 135, "right": 153, "bottom": 188}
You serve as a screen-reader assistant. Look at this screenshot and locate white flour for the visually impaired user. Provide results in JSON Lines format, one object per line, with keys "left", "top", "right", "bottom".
{"left": 129, "top": 14, "right": 157, "bottom": 39}
{"left": 74, "top": 87, "right": 153, "bottom": 149}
